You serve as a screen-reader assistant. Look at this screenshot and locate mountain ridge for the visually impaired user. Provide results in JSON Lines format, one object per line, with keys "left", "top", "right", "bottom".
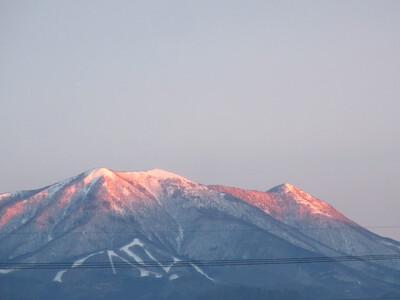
{"left": 1, "top": 167, "right": 400, "bottom": 299}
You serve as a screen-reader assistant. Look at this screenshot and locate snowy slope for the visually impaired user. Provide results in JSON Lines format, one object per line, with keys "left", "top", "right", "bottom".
{"left": 209, "top": 184, "right": 400, "bottom": 268}
{"left": 1, "top": 168, "right": 400, "bottom": 299}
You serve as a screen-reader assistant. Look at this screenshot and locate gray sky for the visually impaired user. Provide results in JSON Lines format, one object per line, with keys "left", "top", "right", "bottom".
{"left": 1, "top": 1, "right": 399, "bottom": 240}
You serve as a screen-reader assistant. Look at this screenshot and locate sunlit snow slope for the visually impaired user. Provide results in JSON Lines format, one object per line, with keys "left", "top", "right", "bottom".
{"left": 1, "top": 168, "right": 400, "bottom": 299}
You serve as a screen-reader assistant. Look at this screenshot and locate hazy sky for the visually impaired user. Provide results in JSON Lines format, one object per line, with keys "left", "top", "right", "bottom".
{"left": 1, "top": 1, "right": 399, "bottom": 239}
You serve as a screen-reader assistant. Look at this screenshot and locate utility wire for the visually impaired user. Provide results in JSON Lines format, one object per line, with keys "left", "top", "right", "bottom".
{"left": 2, "top": 254, "right": 400, "bottom": 270}
{"left": 332, "top": 297, "right": 400, "bottom": 300}
{"left": 1, "top": 225, "right": 400, "bottom": 235}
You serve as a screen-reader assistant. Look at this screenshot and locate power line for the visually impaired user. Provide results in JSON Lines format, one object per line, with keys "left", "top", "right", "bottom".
{"left": 2, "top": 254, "right": 400, "bottom": 270}
{"left": 332, "top": 297, "right": 400, "bottom": 300}
{"left": 1, "top": 225, "right": 400, "bottom": 235}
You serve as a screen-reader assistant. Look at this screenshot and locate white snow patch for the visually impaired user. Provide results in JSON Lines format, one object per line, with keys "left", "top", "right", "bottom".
{"left": 142, "top": 248, "right": 170, "bottom": 273}
{"left": 107, "top": 250, "right": 118, "bottom": 274}
{"left": 163, "top": 264, "right": 172, "bottom": 273}
{"left": 156, "top": 258, "right": 172, "bottom": 273}
{"left": 122, "top": 238, "right": 173, "bottom": 273}
{"left": 128, "top": 238, "right": 145, "bottom": 247}
{"left": 0, "top": 269, "right": 16, "bottom": 274}
{"left": 162, "top": 256, "right": 181, "bottom": 273}
{"left": 72, "top": 252, "right": 102, "bottom": 268}
{"left": 139, "top": 268, "right": 150, "bottom": 277}
{"left": 190, "top": 263, "right": 214, "bottom": 281}
{"left": 85, "top": 168, "right": 115, "bottom": 179}
{"left": 107, "top": 249, "right": 160, "bottom": 278}
{"left": 143, "top": 169, "right": 186, "bottom": 180}
{"left": 142, "top": 248, "right": 157, "bottom": 262}
{"left": 169, "top": 274, "right": 179, "bottom": 280}
{"left": 113, "top": 252, "right": 159, "bottom": 278}
{"left": 120, "top": 239, "right": 145, "bottom": 264}
{"left": 53, "top": 269, "right": 67, "bottom": 283}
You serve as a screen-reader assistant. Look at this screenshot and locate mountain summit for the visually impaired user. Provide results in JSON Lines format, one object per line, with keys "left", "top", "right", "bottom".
{"left": 210, "top": 183, "right": 349, "bottom": 222}
{"left": 1, "top": 168, "right": 400, "bottom": 299}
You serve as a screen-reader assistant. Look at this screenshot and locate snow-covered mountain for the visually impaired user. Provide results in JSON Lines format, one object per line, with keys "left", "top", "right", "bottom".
{"left": 209, "top": 183, "right": 400, "bottom": 259}
{"left": 1, "top": 168, "right": 400, "bottom": 299}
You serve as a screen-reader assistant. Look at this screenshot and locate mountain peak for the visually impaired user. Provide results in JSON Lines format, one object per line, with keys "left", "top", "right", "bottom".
{"left": 118, "top": 169, "right": 197, "bottom": 186}
{"left": 211, "top": 183, "right": 350, "bottom": 222}
{"left": 268, "top": 183, "right": 298, "bottom": 193}
{"left": 77, "top": 168, "right": 197, "bottom": 197}
{"left": 81, "top": 167, "right": 116, "bottom": 186}
{"left": 266, "top": 183, "right": 351, "bottom": 221}
{"left": 140, "top": 168, "right": 185, "bottom": 179}
{"left": 85, "top": 167, "right": 115, "bottom": 176}
{"left": 82, "top": 168, "right": 189, "bottom": 183}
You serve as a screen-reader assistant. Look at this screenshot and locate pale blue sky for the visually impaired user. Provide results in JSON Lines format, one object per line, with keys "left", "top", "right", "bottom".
{"left": 1, "top": 1, "right": 399, "bottom": 239}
